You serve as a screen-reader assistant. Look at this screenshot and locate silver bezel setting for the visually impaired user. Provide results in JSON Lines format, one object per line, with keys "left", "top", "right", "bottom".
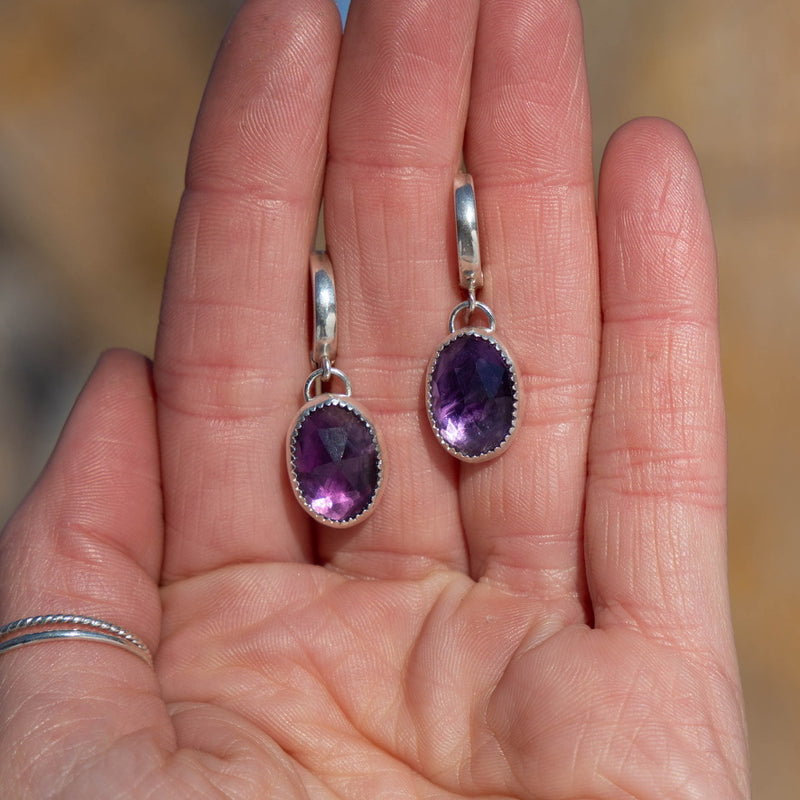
{"left": 287, "top": 394, "right": 384, "bottom": 528}
{"left": 426, "top": 328, "right": 520, "bottom": 463}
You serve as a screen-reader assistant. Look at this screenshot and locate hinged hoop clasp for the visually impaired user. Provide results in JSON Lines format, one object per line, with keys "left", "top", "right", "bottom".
{"left": 454, "top": 173, "right": 484, "bottom": 294}
{"left": 310, "top": 251, "right": 337, "bottom": 370}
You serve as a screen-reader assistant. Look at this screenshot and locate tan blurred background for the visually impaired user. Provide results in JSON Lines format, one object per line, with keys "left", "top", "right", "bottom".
{"left": 0, "top": 1, "right": 796, "bottom": 796}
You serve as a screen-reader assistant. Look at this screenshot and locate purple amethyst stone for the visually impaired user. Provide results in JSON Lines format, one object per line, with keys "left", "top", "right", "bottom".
{"left": 291, "top": 400, "right": 381, "bottom": 523}
{"left": 428, "top": 332, "right": 517, "bottom": 459}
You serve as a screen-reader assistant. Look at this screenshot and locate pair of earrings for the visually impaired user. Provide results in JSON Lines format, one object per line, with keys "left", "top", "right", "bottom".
{"left": 286, "top": 174, "right": 520, "bottom": 528}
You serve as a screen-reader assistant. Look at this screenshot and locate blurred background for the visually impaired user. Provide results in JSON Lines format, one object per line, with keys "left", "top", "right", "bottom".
{"left": 0, "top": 1, "right": 796, "bottom": 795}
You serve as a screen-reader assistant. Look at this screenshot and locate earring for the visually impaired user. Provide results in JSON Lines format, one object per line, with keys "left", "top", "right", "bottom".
{"left": 425, "top": 174, "right": 520, "bottom": 461}
{"left": 286, "top": 252, "right": 384, "bottom": 527}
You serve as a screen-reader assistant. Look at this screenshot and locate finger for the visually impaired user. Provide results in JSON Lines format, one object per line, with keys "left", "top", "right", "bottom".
{"left": 154, "top": 0, "right": 341, "bottom": 580}
{"left": 0, "top": 350, "right": 172, "bottom": 790}
{"left": 319, "top": 0, "right": 480, "bottom": 578}
{"left": 460, "top": 0, "right": 599, "bottom": 614}
{"left": 585, "top": 119, "right": 731, "bottom": 648}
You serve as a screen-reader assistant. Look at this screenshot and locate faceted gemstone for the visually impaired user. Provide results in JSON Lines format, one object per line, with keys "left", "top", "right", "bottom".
{"left": 291, "top": 400, "right": 381, "bottom": 523}
{"left": 429, "top": 332, "right": 517, "bottom": 459}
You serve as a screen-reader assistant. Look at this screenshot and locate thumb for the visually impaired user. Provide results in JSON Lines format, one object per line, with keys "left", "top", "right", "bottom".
{"left": 0, "top": 349, "right": 172, "bottom": 793}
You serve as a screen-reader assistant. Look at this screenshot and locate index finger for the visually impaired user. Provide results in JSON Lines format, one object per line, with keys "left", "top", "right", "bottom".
{"left": 154, "top": 0, "right": 342, "bottom": 581}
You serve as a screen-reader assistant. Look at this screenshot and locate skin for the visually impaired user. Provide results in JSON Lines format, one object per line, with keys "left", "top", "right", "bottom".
{"left": 0, "top": 0, "right": 749, "bottom": 797}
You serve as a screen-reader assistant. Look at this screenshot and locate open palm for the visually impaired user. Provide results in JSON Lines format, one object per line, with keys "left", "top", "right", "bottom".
{"left": 0, "top": 1, "right": 749, "bottom": 797}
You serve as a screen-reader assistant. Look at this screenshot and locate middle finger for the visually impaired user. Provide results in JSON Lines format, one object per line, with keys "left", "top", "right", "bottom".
{"left": 320, "top": 0, "right": 481, "bottom": 578}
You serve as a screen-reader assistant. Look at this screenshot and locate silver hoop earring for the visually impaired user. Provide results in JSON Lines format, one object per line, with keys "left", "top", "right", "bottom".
{"left": 286, "top": 252, "right": 384, "bottom": 526}
{"left": 425, "top": 174, "right": 520, "bottom": 461}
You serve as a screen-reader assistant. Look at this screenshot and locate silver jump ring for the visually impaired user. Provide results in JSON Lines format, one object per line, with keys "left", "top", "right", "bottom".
{"left": 449, "top": 300, "right": 496, "bottom": 334}
{"left": 304, "top": 366, "right": 353, "bottom": 401}
{"left": 0, "top": 614, "right": 152, "bottom": 666}
{"left": 320, "top": 355, "right": 333, "bottom": 383}
{"left": 467, "top": 287, "right": 478, "bottom": 317}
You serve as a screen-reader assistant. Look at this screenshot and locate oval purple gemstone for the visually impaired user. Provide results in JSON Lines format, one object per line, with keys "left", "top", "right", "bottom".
{"left": 290, "top": 399, "right": 381, "bottom": 524}
{"left": 428, "top": 331, "right": 518, "bottom": 459}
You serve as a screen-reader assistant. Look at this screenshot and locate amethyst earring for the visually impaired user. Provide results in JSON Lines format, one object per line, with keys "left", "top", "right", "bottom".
{"left": 425, "top": 174, "right": 520, "bottom": 461}
{"left": 286, "top": 252, "right": 383, "bottom": 527}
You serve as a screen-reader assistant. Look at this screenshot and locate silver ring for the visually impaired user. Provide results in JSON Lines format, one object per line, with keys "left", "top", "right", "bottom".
{"left": 449, "top": 300, "right": 496, "bottom": 334}
{"left": 0, "top": 615, "right": 153, "bottom": 666}
{"left": 303, "top": 366, "right": 353, "bottom": 401}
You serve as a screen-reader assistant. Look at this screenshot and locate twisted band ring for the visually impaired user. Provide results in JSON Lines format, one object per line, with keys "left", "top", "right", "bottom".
{"left": 0, "top": 614, "right": 153, "bottom": 666}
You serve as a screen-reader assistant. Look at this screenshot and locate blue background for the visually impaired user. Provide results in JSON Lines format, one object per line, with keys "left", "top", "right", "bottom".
{"left": 334, "top": 0, "right": 350, "bottom": 25}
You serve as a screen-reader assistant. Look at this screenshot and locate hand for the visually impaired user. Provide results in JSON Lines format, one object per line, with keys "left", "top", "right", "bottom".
{"left": 0, "top": 1, "right": 749, "bottom": 797}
